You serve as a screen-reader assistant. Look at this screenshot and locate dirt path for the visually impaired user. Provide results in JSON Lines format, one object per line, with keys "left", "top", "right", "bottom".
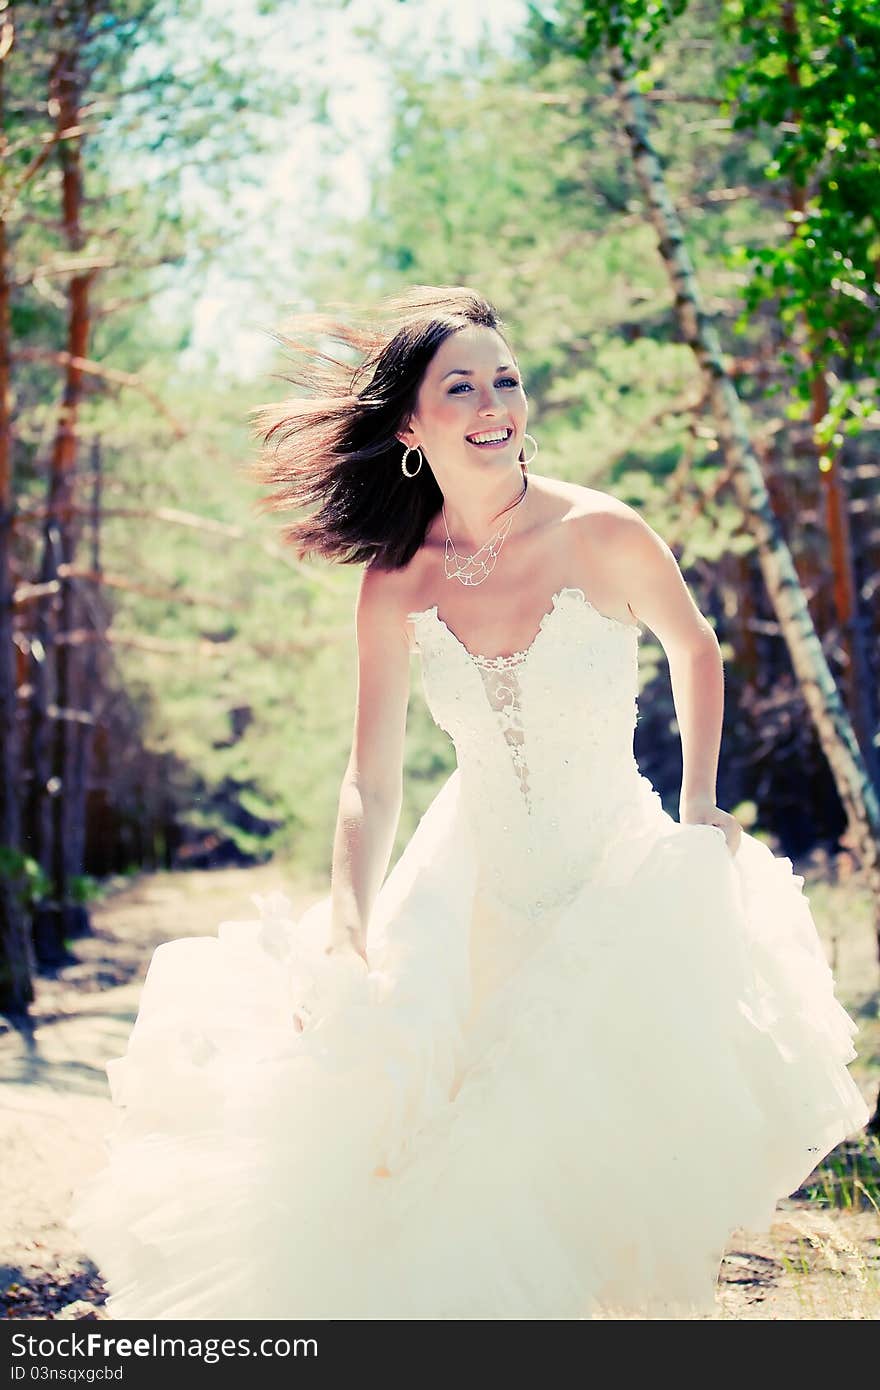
{"left": 1, "top": 865, "right": 878, "bottom": 1321}
{"left": 1, "top": 864, "right": 305, "bottom": 1320}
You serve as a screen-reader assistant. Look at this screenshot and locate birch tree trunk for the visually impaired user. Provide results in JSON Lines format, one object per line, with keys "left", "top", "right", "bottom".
{"left": 607, "top": 48, "right": 880, "bottom": 959}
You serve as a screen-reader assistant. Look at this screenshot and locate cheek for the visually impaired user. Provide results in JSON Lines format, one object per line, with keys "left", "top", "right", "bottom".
{"left": 424, "top": 397, "right": 465, "bottom": 432}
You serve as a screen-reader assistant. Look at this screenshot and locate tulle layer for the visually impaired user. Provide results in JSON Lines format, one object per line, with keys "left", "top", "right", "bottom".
{"left": 71, "top": 773, "right": 869, "bottom": 1320}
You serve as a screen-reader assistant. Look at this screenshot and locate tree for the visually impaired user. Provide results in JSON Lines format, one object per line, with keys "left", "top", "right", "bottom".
{"left": 0, "top": 0, "right": 35, "bottom": 1009}
{"left": 1, "top": 0, "right": 321, "bottom": 1002}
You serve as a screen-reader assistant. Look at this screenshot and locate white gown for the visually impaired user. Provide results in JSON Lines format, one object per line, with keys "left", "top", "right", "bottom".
{"left": 71, "top": 586, "right": 870, "bottom": 1320}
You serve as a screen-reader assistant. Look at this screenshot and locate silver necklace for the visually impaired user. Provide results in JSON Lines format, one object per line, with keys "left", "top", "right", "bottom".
{"left": 442, "top": 480, "right": 528, "bottom": 587}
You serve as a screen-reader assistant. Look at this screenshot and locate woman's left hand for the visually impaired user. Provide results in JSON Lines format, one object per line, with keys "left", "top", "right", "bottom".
{"left": 679, "top": 795, "right": 743, "bottom": 856}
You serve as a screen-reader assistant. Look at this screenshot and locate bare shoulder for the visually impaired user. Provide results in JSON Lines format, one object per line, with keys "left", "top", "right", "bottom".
{"left": 552, "top": 482, "right": 713, "bottom": 648}
{"left": 531, "top": 479, "right": 696, "bottom": 634}
{"left": 528, "top": 478, "right": 659, "bottom": 557}
{"left": 544, "top": 479, "right": 646, "bottom": 531}
{"left": 548, "top": 481, "right": 669, "bottom": 557}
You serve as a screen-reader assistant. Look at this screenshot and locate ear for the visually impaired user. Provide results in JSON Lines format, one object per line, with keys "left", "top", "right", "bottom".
{"left": 396, "top": 423, "right": 418, "bottom": 447}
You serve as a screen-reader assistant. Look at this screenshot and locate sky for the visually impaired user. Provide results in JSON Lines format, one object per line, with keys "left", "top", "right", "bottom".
{"left": 149, "top": 0, "right": 529, "bottom": 380}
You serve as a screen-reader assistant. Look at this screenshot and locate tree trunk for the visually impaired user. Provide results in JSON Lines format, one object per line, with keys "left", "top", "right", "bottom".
{"left": 608, "top": 48, "right": 880, "bottom": 960}
{"left": 52, "top": 444, "right": 89, "bottom": 938}
{"left": 0, "top": 4, "right": 35, "bottom": 1011}
{"left": 30, "top": 28, "right": 92, "bottom": 959}
{"left": 67, "top": 437, "right": 102, "bottom": 898}
{"left": 812, "top": 383, "right": 879, "bottom": 786}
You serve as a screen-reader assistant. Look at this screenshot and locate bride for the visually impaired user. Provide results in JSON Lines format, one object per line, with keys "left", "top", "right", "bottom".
{"left": 72, "top": 285, "right": 869, "bottom": 1321}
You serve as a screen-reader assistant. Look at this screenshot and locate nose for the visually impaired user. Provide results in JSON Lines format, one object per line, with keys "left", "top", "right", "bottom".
{"left": 476, "top": 386, "right": 503, "bottom": 416}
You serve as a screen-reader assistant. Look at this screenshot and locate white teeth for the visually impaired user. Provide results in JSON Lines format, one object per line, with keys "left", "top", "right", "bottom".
{"left": 468, "top": 429, "right": 511, "bottom": 445}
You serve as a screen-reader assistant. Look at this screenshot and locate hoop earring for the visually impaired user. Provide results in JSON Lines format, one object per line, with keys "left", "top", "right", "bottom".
{"left": 401, "top": 445, "right": 423, "bottom": 478}
{"left": 520, "top": 433, "right": 538, "bottom": 467}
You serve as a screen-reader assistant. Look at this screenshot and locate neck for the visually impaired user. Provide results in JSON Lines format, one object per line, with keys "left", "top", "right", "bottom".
{"left": 441, "top": 470, "right": 528, "bottom": 552}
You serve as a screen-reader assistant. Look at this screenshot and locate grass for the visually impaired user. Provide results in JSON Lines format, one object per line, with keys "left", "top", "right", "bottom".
{"left": 766, "top": 1205, "right": 880, "bottom": 1320}
{"left": 795, "top": 1135, "right": 880, "bottom": 1214}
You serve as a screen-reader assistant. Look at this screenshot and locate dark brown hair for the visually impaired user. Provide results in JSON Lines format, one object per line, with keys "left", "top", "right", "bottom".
{"left": 249, "top": 285, "right": 527, "bottom": 571}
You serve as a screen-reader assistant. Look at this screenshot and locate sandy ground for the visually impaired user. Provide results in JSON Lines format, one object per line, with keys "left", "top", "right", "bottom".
{"left": 1, "top": 864, "right": 878, "bottom": 1322}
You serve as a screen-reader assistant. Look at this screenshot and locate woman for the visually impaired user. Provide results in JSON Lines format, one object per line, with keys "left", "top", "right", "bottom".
{"left": 72, "top": 286, "right": 869, "bottom": 1321}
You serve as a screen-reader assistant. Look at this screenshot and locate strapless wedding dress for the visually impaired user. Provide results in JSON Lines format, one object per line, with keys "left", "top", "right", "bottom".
{"left": 71, "top": 586, "right": 869, "bottom": 1319}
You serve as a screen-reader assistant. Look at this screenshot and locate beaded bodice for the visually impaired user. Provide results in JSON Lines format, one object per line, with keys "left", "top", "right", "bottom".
{"left": 408, "top": 587, "right": 650, "bottom": 920}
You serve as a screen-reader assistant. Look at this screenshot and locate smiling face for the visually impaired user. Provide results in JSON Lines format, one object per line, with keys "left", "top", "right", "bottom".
{"left": 398, "top": 324, "right": 528, "bottom": 471}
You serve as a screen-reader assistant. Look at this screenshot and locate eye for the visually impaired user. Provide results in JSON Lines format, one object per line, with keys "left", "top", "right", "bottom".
{"left": 448, "top": 377, "right": 521, "bottom": 395}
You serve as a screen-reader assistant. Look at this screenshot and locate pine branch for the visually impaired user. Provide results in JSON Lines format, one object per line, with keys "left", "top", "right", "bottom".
{"left": 12, "top": 348, "right": 188, "bottom": 436}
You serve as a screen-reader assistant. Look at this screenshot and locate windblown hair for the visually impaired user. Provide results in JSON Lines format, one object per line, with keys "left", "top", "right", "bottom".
{"left": 250, "top": 286, "right": 526, "bottom": 572}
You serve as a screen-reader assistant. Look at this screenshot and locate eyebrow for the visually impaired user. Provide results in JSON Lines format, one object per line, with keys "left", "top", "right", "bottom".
{"left": 440, "top": 364, "right": 516, "bottom": 380}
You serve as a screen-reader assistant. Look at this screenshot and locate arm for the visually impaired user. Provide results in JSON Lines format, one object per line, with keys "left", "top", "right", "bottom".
{"left": 328, "top": 566, "right": 411, "bottom": 961}
{"left": 594, "top": 505, "right": 741, "bottom": 851}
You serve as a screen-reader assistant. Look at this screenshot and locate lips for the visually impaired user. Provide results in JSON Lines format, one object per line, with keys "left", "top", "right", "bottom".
{"left": 465, "top": 427, "right": 514, "bottom": 447}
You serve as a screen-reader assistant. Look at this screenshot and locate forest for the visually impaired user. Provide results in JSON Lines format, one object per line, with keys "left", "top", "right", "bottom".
{"left": 1, "top": 0, "right": 879, "bottom": 1321}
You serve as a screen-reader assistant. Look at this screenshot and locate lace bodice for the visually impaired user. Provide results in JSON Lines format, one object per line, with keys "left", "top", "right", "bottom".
{"left": 408, "top": 587, "right": 657, "bottom": 921}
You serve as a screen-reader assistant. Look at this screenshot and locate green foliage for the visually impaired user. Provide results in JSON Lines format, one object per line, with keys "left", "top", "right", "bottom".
{"left": 69, "top": 874, "right": 106, "bottom": 905}
{"left": 529, "top": 0, "right": 689, "bottom": 66}
{"left": 721, "top": 1, "right": 880, "bottom": 444}
{"left": 561, "top": 0, "right": 880, "bottom": 447}
{"left": 0, "top": 847, "right": 51, "bottom": 910}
